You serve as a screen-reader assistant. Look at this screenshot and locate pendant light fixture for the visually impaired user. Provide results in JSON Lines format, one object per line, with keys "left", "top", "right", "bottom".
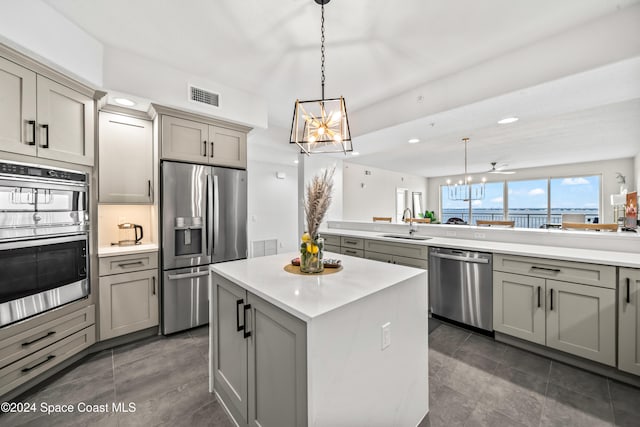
{"left": 290, "top": 0, "right": 353, "bottom": 155}
{"left": 446, "top": 138, "right": 486, "bottom": 201}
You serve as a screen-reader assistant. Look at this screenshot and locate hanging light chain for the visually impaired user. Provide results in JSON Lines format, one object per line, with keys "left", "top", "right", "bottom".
{"left": 320, "top": 2, "right": 326, "bottom": 100}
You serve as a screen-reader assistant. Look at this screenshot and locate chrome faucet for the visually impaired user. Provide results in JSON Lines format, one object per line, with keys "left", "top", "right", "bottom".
{"left": 403, "top": 208, "right": 417, "bottom": 235}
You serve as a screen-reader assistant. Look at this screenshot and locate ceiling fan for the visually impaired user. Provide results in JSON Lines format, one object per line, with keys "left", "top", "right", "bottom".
{"left": 488, "top": 162, "right": 515, "bottom": 174}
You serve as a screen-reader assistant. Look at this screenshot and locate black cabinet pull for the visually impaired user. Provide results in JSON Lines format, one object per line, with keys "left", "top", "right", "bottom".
{"left": 550, "top": 289, "right": 554, "bottom": 311}
{"left": 236, "top": 299, "right": 244, "bottom": 332}
{"left": 27, "top": 120, "right": 36, "bottom": 145}
{"left": 42, "top": 124, "right": 49, "bottom": 148}
{"left": 210, "top": 142, "right": 214, "bottom": 158}
{"left": 531, "top": 266, "right": 560, "bottom": 273}
{"left": 243, "top": 304, "right": 252, "bottom": 338}
{"left": 537, "top": 286, "right": 541, "bottom": 308}
{"left": 152, "top": 276, "right": 156, "bottom": 295}
{"left": 148, "top": 180, "right": 152, "bottom": 198}
{"left": 203, "top": 140, "right": 207, "bottom": 157}
{"left": 22, "top": 331, "right": 55, "bottom": 347}
{"left": 627, "top": 278, "right": 631, "bottom": 304}
{"left": 22, "top": 355, "right": 55, "bottom": 372}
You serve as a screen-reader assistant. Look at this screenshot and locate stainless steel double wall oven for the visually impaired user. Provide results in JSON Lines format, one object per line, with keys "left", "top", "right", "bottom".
{"left": 0, "top": 161, "right": 89, "bottom": 328}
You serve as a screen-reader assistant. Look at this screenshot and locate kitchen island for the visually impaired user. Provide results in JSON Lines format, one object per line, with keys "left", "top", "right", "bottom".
{"left": 209, "top": 252, "right": 428, "bottom": 427}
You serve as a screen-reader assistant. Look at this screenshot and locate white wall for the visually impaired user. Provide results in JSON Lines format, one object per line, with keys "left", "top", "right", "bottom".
{"left": 343, "top": 162, "right": 428, "bottom": 222}
{"left": 0, "top": 0, "right": 104, "bottom": 86}
{"left": 103, "top": 47, "right": 267, "bottom": 129}
{"left": 427, "top": 157, "right": 635, "bottom": 224}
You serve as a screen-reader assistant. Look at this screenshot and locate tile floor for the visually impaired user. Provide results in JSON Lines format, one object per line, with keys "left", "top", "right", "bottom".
{"left": 1, "top": 321, "right": 639, "bottom": 426}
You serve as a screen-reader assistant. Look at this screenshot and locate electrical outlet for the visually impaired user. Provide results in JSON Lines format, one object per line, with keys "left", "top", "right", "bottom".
{"left": 446, "top": 230, "right": 456, "bottom": 237}
{"left": 474, "top": 232, "right": 486, "bottom": 239}
{"left": 381, "top": 322, "right": 391, "bottom": 350}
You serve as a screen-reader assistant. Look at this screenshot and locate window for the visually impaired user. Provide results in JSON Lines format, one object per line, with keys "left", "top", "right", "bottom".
{"left": 440, "top": 175, "right": 601, "bottom": 228}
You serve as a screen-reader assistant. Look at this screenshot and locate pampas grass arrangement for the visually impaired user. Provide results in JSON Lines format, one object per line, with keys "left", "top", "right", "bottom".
{"left": 304, "top": 167, "right": 335, "bottom": 238}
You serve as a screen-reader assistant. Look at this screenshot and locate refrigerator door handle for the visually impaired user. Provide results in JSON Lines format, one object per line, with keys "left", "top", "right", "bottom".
{"left": 213, "top": 174, "right": 220, "bottom": 254}
{"left": 207, "top": 174, "right": 213, "bottom": 257}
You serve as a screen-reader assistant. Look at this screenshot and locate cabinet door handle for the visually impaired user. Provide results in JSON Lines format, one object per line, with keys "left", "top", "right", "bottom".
{"left": 627, "top": 278, "right": 631, "bottom": 304}
{"left": 236, "top": 299, "right": 244, "bottom": 332}
{"left": 152, "top": 276, "right": 156, "bottom": 295}
{"left": 22, "top": 355, "right": 56, "bottom": 373}
{"left": 202, "top": 140, "right": 207, "bottom": 157}
{"left": 118, "top": 261, "right": 144, "bottom": 268}
{"left": 210, "top": 142, "right": 214, "bottom": 158}
{"left": 22, "top": 331, "right": 56, "bottom": 347}
{"left": 148, "top": 180, "right": 152, "bottom": 198}
{"left": 41, "top": 124, "right": 49, "bottom": 148}
{"left": 537, "top": 286, "right": 541, "bottom": 308}
{"left": 26, "top": 120, "right": 36, "bottom": 145}
{"left": 549, "top": 289, "right": 554, "bottom": 311}
{"left": 531, "top": 266, "right": 561, "bottom": 274}
{"left": 243, "top": 304, "right": 252, "bottom": 338}
{"left": 345, "top": 249, "right": 357, "bottom": 255}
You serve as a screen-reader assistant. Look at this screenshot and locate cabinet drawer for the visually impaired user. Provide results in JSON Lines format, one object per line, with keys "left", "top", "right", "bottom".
{"left": 393, "top": 255, "right": 428, "bottom": 269}
{"left": 324, "top": 244, "right": 341, "bottom": 254}
{"left": 365, "top": 240, "right": 428, "bottom": 260}
{"left": 341, "top": 247, "right": 364, "bottom": 258}
{"left": 341, "top": 236, "right": 364, "bottom": 249}
{"left": 365, "top": 251, "right": 393, "bottom": 263}
{"left": 99, "top": 251, "right": 158, "bottom": 276}
{"left": 493, "top": 254, "right": 615, "bottom": 289}
{"left": 322, "top": 234, "right": 341, "bottom": 247}
{"left": 0, "top": 325, "right": 95, "bottom": 397}
{"left": 0, "top": 305, "right": 95, "bottom": 369}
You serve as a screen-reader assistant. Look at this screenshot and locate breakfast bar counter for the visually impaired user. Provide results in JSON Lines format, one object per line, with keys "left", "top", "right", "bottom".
{"left": 209, "top": 252, "right": 428, "bottom": 427}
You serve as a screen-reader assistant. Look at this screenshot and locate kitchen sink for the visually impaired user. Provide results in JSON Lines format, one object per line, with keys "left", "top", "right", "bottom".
{"left": 380, "top": 234, "right": 432, "bottom": 241}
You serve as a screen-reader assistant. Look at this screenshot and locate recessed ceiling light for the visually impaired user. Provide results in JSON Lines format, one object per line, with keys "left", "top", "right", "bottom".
{"left": 408, "top": 138, "right": 420, "bottom": 144}
{"left": 498, "top": 117, "right": 519, "bottom": 124}
{"left": 351, "top": 151, "right": 360, "bottom": 156}
{"left": 294, "top": 160, "right": 299, "bottom": 164}
{"left": 114, "top": 97, "right": 136, "bottom": 107}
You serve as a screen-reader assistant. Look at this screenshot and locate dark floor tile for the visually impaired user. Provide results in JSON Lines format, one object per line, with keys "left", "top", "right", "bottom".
{"left": 428, "top": 380, "right": 477, "bottom": 427}
{"left": 50, "top": 350, "right": 113, "bottom": 387}
{"left": 429, "top": 318, "right": 443, "bottom": 335}
{"left": 457, "top": 333, "right": 507, "bottom": 362}
{"left": 188, "top": 325, "right": 209, "bottom": 339}
{"left": 23, "top": 367, "right": 115, "bottom": 407}
{"left": 113, "top": 332, "right": 195, "bottom": 368}
{"left": 464, "top": 404, "right": 528, "bottom": 427}
{"left": 541, "top": 383, "right": 614, "bottom": 427}
{"left": 429, "top": 324, "right": 471, "bottom": 356}
{"left": 451, "top": 347, "right": 500, "bottom": 374}
{"left": 429, "top": 348, "right": 455, "bottom": 380}
{"left": 549, "top": 361, "right": 610, "bottom": 401}
{"left": 478, "top": 366, "right": 546, "bottom": 427}
{"left": 114, "top": 348, "right": 208, "bottom": 403}
{"left": 613, "top": 409, "right": 640, "bottom": 427}
{"left": 437, "top": 357, "right": 498, "bottom": 400}
{"left": 501, "top": 345, "right": 551, "bottom": 379}
{"left": 608, "top": 379, "right": 640, "bottom": 417}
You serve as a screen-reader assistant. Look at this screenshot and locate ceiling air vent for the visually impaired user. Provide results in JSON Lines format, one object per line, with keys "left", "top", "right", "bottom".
{"left": 189, "top": 85, "right": 219, "bottom": 107}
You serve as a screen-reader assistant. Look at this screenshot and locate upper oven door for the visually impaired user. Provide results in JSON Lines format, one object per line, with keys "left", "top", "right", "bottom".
{"left": 0, "top": 177, "right": 88, "bottom": 240}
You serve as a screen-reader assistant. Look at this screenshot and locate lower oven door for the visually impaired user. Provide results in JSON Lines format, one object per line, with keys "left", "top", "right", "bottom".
{"left": 162, "top": 266, "right": 209, "bottom": 335}
{"left": 0, "top": 234, "right": 89, "bottom": 327}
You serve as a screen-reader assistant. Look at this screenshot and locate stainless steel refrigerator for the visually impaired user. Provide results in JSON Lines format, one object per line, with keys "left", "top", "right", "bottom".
{"left": 160, "top": 161, "right": 247, "bottom": 334}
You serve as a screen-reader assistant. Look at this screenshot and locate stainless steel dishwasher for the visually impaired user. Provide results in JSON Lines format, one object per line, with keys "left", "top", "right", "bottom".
{"left": 429, "top": 247, "right": 493, "bottom": 332}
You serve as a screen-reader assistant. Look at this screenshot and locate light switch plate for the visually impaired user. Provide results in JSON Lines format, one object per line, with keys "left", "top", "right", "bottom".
{"left": 381, "top": 322, "right": 391, "bottom": 350}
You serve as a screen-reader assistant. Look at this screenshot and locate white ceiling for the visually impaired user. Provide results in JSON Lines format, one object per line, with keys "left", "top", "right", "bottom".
{"left": 45, "top": 0, "right": 640, "bottom": 176}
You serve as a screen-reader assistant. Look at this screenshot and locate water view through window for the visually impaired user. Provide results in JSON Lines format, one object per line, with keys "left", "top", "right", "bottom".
{"left": 441, "top": 176, "right": 600, "bottom": 228}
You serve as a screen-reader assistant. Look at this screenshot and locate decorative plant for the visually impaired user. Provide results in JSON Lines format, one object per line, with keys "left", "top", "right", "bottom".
{"left": 303, "top": 167, "right": 335, "bottom": 239}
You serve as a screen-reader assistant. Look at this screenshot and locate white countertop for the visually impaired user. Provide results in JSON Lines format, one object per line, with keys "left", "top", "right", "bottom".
{"left": 210, "top": 252, "right": 426, "bottom": 321}
{"left": 97, "top": 243, "right": 159, "bottom": 257}
{"left": 320, "top": 228, "right": 640, "bottom": 268}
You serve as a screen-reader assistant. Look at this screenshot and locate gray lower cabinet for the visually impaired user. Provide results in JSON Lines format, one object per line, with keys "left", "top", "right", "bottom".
{"left": 619, "top": 268, "right": 640, "bottom": 375}
{"left": 493, "top": 255, "right": 616, "bottom": 366}
{"left": 364, "top": 239, "right": 428, "bottom": 269}
{"left": 212, "top": 274, "right": 307, "bottom": 427}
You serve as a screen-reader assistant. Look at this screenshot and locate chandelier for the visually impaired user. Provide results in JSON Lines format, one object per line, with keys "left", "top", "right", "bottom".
{"left": 447, "top": 138, "right": 486, "bottom": 201}
{"left": 290, "top": 0, "right": 353, "bottom": 155}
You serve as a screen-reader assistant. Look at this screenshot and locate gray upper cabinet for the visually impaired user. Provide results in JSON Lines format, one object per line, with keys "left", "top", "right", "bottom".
{"left": 0, "top": 57, "right": 37, "bottom": 156}
{"left": 160, "top": 113, "right": 247, "bottom": 169}
{"left": 0, "top": 52, "right": 95, "bottom": 166}
{"left": 619, "top": 268, "right": 640, "bottom": 376}
{"left": 212, "top": 273, "right": 307, "bottom": 427}
{"left": 99, "top": 111, "right": 153, "bottom": 203}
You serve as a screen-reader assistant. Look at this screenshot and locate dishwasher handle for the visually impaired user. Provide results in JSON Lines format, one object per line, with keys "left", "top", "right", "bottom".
{"left": 430, "top": 252, "right": 490, "bottom": 264}
{"left": 167, "top": 271, "right": 210, "bottom": 280}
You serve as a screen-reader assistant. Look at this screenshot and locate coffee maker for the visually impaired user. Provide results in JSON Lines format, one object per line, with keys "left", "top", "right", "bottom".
{"left": 112, "top": 223, "right": 144, "bottom": 246}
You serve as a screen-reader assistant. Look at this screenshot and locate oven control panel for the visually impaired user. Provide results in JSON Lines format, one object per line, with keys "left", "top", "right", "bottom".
{"left": 0, "top": 161, "right": 87, "bottom": 183}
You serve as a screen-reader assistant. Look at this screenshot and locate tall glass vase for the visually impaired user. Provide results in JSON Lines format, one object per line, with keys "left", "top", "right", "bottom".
{"left": 300, "top": 235, "right": 324, "bottom": 273}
